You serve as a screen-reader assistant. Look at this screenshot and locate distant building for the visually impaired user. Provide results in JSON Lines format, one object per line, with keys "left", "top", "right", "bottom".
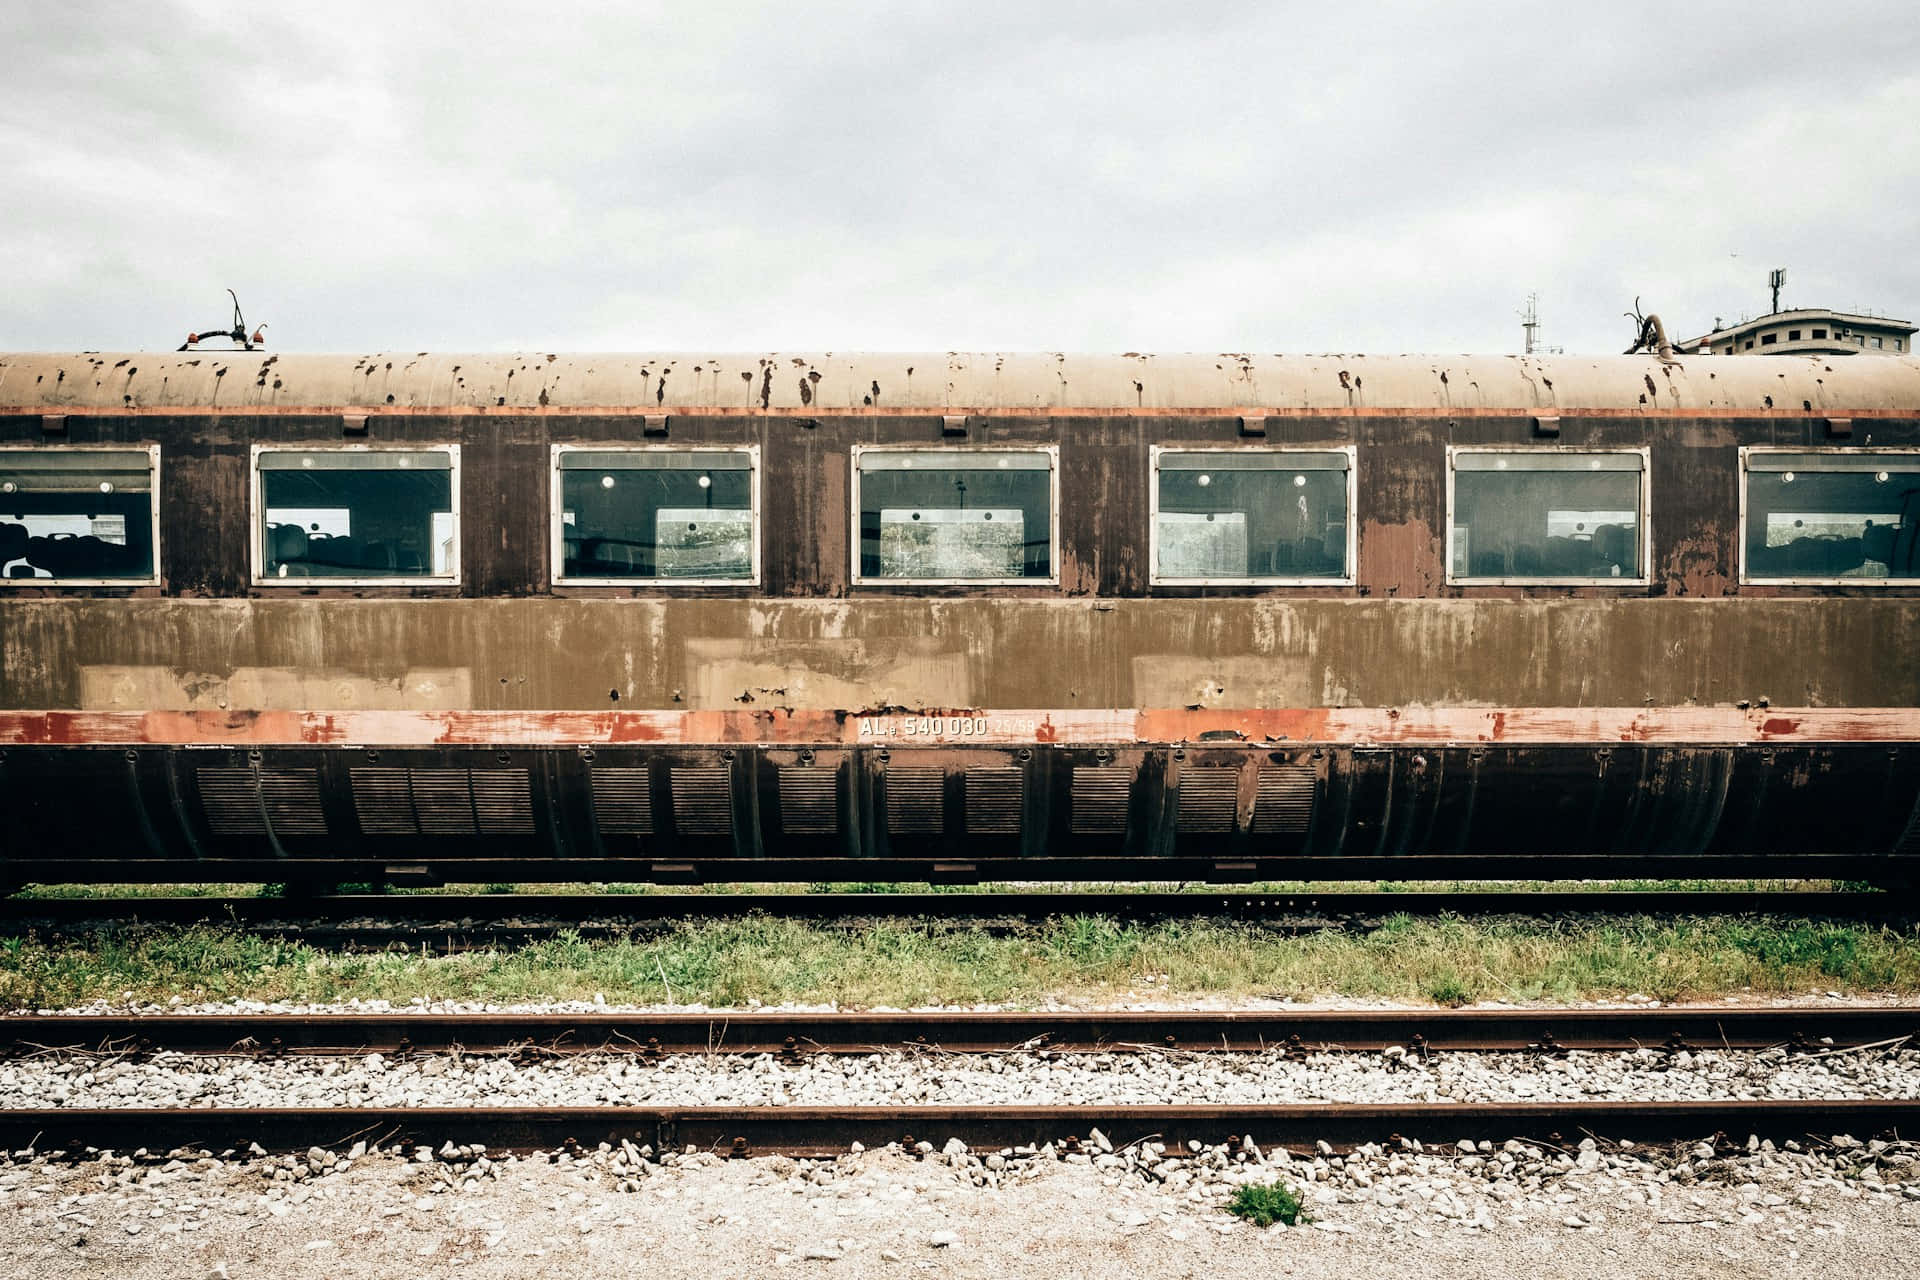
{"left": 1685, "top": 308, "right": 1914, "bottom": 357}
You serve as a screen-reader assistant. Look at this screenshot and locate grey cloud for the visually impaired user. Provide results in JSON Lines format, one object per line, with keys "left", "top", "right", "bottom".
{"left": 2, "top": 1, "right": 1914, "bottom": 355}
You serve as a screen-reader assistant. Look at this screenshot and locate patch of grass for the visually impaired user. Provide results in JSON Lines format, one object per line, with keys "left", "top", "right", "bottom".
{"left": 1427, "top": 970, "right": 1473, "bottom": 1006}
{"left": 1228, "top": 1181, "right": 1309, "bottom": 1228}
{"left": 5, "top": 912, "right": 1920, "bottom": 1011}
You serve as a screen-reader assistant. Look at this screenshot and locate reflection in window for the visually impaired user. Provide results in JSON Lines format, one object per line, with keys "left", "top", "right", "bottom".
{"left": 1451, "top": 452, "right": 1644, "bottom": 580}
{"left": 857, "top": 450, "right": 1052, "bottom": 580}
{"left": 558, "top": 449, "right": 753, "bottom": 580}
{"left": 0, "top": 449, "right": 156, "bottom": 582}
{"left": 259, "top": 449, "right": 455, "bottom": 579}
{"left": 1744, "top": 452, "right": 1920, "bottom": 581}
{"left": 1155, "top": 451, "right": 1349, "bottom": 581}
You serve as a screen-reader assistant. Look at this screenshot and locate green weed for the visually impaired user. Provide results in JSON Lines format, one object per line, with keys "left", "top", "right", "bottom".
{"left": 1228, "top": 1181, "right": 1310, "bottom": 1227}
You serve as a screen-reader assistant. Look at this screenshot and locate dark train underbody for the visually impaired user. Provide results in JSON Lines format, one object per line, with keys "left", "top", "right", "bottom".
{"left": 5, "top": 741, "right": 1918, "bottom": 887}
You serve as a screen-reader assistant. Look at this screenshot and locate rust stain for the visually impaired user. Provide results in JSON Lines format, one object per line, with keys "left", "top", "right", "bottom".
{"left": 1359, "top": 519, "right": 1440, "bottom": 598}
{"left": 1661, "top": 533, "right": 1733, "bottom": 598}
{"left": 5, "top": 707, "right": 1920, "bottom": 748}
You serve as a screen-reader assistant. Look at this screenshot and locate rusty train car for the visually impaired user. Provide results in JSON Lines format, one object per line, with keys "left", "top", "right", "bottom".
{"left": 2, "top": 350, "right": 1919, "bottom": 888}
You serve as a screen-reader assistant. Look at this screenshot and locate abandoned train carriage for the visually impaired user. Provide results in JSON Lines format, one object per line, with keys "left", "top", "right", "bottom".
{"left": 2, "top": 350, "right": 1919, "bottom": 887}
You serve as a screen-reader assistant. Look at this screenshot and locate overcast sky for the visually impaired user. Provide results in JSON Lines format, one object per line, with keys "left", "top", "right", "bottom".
{"left": 4, "top": 2, "right": 1915, "bottom": 357}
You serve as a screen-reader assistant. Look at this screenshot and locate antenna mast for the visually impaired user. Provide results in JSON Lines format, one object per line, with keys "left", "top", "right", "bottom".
{"left": 1769, "top": 268, "right": 1786, "bottom": 314}
{"left": 1519, "top": 292, "right": 1562, "bottom": 355}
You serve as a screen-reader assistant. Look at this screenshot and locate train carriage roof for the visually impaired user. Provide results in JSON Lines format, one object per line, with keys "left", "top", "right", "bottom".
{"left": 3, "top": 351, "right": 1918, "bottom": 415}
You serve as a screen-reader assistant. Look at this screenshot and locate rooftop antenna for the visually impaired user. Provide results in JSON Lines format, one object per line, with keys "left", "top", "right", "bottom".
{"left": 178, "top": 289, "right": 266, "bottom": 351}
{"left": 1518, "top": 292, "right": 1562, "bottom": 355}
{"left": 1769, "top": 268, "right": 1786, "bottom": 315}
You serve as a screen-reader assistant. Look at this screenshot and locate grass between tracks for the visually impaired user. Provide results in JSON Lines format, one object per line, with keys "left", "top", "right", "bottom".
{"left": 3, "top": 912, "right": 1920, "bottom": 1011}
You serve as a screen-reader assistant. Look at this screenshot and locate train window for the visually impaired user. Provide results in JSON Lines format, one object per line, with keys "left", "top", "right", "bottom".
{"left": 1447, "top": 449, "right": 1649, "bottom": 584}
{"left": 853, "top": 447, "right": 1057, "bottom": 584}
{"left": 1741, "top": 449, "right": 1920, "bottom": 583}
{"left": 253, "top": 446, "right": 458, "bottom": 584}
{"left": 0, "top": 446, "right": 160, "bottom": 585}
{"left": 1150, "top": 447, "right": 1355, "bottom": 584}
{"left": 552, "top": 446, "right": 758, "bottom": 584}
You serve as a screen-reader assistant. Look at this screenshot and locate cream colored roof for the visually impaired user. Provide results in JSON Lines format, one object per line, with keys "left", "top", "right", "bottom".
{"left": 3, "top": 351, "right": 1918, "bottom": 414}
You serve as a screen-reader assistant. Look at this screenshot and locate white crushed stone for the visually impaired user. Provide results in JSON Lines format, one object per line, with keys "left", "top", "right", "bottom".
{"left": 2, "top": 1128, "right": 1918, "bottom": 1279}
{"left": 5, "top": 1045, "right": 1917, "bottom": 1110}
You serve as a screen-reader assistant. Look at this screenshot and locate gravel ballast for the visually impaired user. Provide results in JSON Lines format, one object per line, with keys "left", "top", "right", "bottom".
{"left": 4, "top": 1126, "right": 1918, "bottom": 1279}
{"left": 4, "top": 1045, "right": 1917, "bottom": 1110}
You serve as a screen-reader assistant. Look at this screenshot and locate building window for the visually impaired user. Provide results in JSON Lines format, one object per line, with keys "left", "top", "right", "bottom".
{"left": 1761, "top": 333, "right": 1778, "bottom": 346}
{"left": 1742, "top": 450, "right": 1920, "bottom": 582}
{"left": 254, "top": 446, "right": 458, "bottom": 583}
{"left": 1788, "top": 330, "right": 1802, "bottom": 341}
{"left": 1812, "top": 329, "right": 1828, "bottom": 340}
{"left": 0, "top": 446, "right": 160, "bottom": 584}
{"left": 1858, "top": 335, "right": 1868, "bottom": 346}
{"left": 1150, "top": 448, "right": 1354, "bottom": 584}
{"left": 853, "top": 447, "right": 1057, "bottom": 584}
{"left": 552, "top": 447, "right": 757, "bottom": 584}
{"left": 1744, "top": 340, "right": 1755, "bottom": 350}
{"left": 1871, "top": 336, "right": 1885, "bottom": 349}
{"left": 1448, "top": 449, "right": 1647, "bottom": 583}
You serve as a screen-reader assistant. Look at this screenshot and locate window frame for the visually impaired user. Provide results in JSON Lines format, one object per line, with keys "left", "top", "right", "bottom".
{"left": 849, "top": 443, "right": 1061, "bottom": 587}
{"left": 1444, "top": 445, "right": 1653, "bottom": 587}
{"left": 0, "top": 443, "right": 163, "bottom": 588}
{"left": 1738, "top": 445, "right": 1920, "bottom": 586}
{"left": 548, "top": 443, "right": 761, "bottom": 587}
{"left": 1147, "top": 444, "right": 1357, "bottom": 587}
{"left": 250, "top": 442, "right": 462, "bottom": 587}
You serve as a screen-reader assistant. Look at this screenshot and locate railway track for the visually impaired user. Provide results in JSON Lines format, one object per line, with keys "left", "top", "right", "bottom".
{"left": 4, "top": 1007, "right": 1916, "bottom": 1158}
{"left": 9, "top": 1006, "right": 1920, "bottom": 1057}
{"left": 1, "top": 888, "right": 1904, "bottom": 946}
{"left": 5, "top": 1099, "right": 1918, "bottom": 1160}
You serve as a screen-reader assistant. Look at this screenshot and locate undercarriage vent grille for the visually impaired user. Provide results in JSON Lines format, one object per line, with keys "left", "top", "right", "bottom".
{"left": 350, "top": 768, "right": 417, "bottom": 835}
{"left": 470, "top": 769, "right": 535, "bottom": 836}
{"left": 411, "top": 770, "right": 477, "bottom": 836}
{"left": 196, "top": 768, "right": 326, "bottom": 838}
{"left": 1070, "top": 766, "right": 1132, "bottom": 835}
{"left": 1176, "top": 769, "right": 1239, "bottom": 834}
{"left": 349, "top": 768, "right": 534, "bottom": 837}
{"left": 196, "top": 769, "right": 263, "bottom": 836}
{"left": 964, "top": 767, "right": 1024, "bottom": 835}
{"left": 592, "top": 768, "right": 654, "bottom": 836}
{"left": 670, "top": 767, "right": 734, "bottom": 837}
{"left": 1253, "top": 764, "right": 1316, "bottom": 834}
{"left": 260, "top": 770, "right": 327, "bottom": 836}
{"left": 885, "top": 767, "right": 945, "bottom": 835}
{"left": 778, "top": 767, "right": 839, "bottom": 836}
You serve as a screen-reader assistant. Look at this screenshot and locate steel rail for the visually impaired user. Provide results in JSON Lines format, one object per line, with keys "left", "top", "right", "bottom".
{"left": 1, "top": 890, "right": 1903, "bottom": 934}
{"left": 4, "top": 1100, "right": 1917, "bottom": 1159}
{"left": 10, "top": 1007, "right": 1918, "bottom": 1058}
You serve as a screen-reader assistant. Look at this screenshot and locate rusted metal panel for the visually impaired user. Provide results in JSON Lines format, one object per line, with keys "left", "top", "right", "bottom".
{"left": 6, "top": 352, "right": 1920, "bottom": 416}
{"left": 6, "top": 598, "right": 1918, "bottom": 714}
{"left": 5, "top": 705, "right": 1920, "bottom": 747}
